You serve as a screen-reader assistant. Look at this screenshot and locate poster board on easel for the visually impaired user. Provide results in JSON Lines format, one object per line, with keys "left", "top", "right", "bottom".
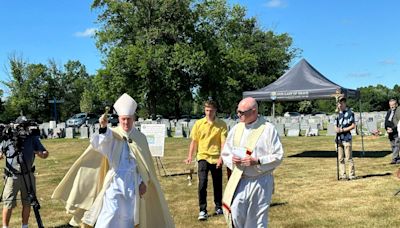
{"left": 140, "top": 124, "right": 167, "bottom": 176}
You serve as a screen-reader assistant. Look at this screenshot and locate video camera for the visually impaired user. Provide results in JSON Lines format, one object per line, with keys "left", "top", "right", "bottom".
{"left": 0, "top": 117, "right": 40, "bottom": 152}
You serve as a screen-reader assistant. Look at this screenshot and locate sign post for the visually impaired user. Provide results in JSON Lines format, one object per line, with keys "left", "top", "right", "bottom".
{"left": 48, "top": 97, "right": 64, "bottom": 122}
{"left": 270, "top": 92, "right": 277, "bottom": 118}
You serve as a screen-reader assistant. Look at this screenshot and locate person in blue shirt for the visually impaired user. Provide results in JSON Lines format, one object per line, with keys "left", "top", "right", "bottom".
{"left": 0, "top": 117, "right": 48, "bottom": 228}
{"left": 334, "top": 96, "right": 356, "bottom": 180}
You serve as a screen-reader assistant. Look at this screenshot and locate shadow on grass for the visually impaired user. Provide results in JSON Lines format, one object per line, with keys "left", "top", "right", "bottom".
{"left": 206, "top": 202, "right": 288, "bottom": 218}
{"left": 359, "top": 172, "right": 392, "bottom": 179}
{"left": 271, "top": 201, "right": 288, "bottom": 207}
{"left": 289, "top": 150, "right": 391, "bottom": 158}
{"left": 52, "top": 224, "right": 74, "bottom": 228}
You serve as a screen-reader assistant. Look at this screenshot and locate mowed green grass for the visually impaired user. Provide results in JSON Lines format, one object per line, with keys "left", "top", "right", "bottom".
{"left": 1, "top": 135, "right": 400, "bottom": 227}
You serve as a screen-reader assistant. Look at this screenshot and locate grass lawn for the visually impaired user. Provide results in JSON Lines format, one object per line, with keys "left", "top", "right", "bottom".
{"left": 1, "top": 135, "right": 400, "bottom": 227}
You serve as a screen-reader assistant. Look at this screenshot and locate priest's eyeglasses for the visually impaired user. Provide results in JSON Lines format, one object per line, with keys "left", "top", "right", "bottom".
{"left": 237, "top": 108, "right": 254, "bottom": 116}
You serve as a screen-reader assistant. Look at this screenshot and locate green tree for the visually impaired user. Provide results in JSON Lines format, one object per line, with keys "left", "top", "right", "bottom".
{"left": 2, "top": 55, "right": 51, "bottom": 121}
{"left": 354, "top": 85, "right": 391, "bottom": 112}
{"left": 44, "top": 60, "right": 91, "bottom": 121}
{"left": 60, "top": 60, "right": 91, "bottom": 119}
{"left": 298, "top": 100, "right": 312, "bottom": 114}
{"left": 92, "top": 0, "right": 201, "bottom": 118}
{"left": 193, "top": 1, "right": 298, "bottom": 114}
{"left": 80, "top": 89, "right": 95, "bottom": 113}
{"left": 91, "top": 0, "right": 298, "bottom": 118}
{"left": 2, "top": 56, "right": 91, "bottom": 122}
{"left": 80, "top": 76, "right": 103, "bottom": 114}
{"left": 0, "top": 89, "right": 5, "bottom": 122}
{"left": 312, "top": 99, "right": 336, "bottom": 114}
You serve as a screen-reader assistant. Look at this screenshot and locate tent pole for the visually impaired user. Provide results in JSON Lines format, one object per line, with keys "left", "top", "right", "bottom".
{"left": 272, "top": 100, "right": 275, "bottom": 118}
{"left": 359, "top": 96, "right": 365, "bottom": 156}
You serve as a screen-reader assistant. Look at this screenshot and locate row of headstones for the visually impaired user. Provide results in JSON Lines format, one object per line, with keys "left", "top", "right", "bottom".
{"left": 149, "top": 117, "right": 321, "bottom": 138}
{"left": 274, "top": 115, "right": 327, "bottom": 125}
{"left": 275, "top": 111, "right": 389, "bottom": 137}
{"left": 166, "top": 111, "right": 387, "bottom": 138}
{"left": 272, "top": 121, "right": 375, "bottom": 137}
{"left": 159, "top": 116, "right": 383, "bottom": 138}
{"left": 272, "top": 123, "right": 320, "bottom": 137}
{"left": 349, "top": 111, "right": 386, "bottom": 136}
{"left": 39, "top": 122, "right": 103, "bottom": 139}
{"left": 279, "top": 122, "right": 372, "bottom": 137}
{"left": 147, "top": 118, "right": 239, "bottom": 138}
{"left": 65, "top": 124, "right": 103, "bottom": 139}
{"left": 38, "top": 119, "right": 186, "bottom": 139}
{"left": 37, "top": 111, "right": 388, "bottom": 139}
{"left": 39, "top": 121, "right": 67, "bottom": 139}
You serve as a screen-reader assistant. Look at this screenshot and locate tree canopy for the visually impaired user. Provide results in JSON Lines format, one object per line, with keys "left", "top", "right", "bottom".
{"left": 89, "top": 0, "right": 298, "bottom": 117}
{"left": 1, "top": 55, "right": 92, "bottom": 122}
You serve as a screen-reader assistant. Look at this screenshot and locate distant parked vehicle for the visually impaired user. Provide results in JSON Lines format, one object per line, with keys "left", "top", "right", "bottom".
{"left": 180, "top": 115, "right": 191, "bottom": 122}
{"left": 86, "top": 113, "right": 99, "bottom": 125}
{"left": 312, "top": 111, "right": 326, "bottom": 116}
{"left": 66, "top": 113, "right": 98, "bottom": 127}
{"left": 283, "top": 112, "right": 301, "bottom": 117}
{"left": 108, "top": 114, "right": 119, "bottom": 126}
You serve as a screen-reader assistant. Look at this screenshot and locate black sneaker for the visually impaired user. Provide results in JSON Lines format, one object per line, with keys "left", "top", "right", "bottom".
{"left": 215, "top": 208, "right": 223, "bottom": 215}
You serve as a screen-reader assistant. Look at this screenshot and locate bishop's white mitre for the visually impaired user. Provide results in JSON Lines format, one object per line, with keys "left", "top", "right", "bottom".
{"left": 114, "top": 93, "right": 137, "bottom": 116}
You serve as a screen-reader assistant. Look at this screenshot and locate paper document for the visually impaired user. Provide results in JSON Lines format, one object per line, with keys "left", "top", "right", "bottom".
{"left": 231, "top": 146, "right": 248, "bottom": 158}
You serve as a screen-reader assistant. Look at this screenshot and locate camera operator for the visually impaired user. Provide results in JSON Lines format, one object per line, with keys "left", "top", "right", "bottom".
{"left": 0, "top": 116, "right": 48, "bottom": 228}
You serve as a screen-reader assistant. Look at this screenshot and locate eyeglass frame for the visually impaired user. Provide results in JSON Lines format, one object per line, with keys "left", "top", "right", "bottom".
{"left": 237, "top": 108, "right": 254, "bottom": 116}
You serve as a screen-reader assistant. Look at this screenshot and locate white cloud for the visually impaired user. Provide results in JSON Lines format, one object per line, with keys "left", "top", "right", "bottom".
{"left": 263, "top": 0, "right": 287, "bottom": 8}
{"left": 74, "top": 28, "right": 97, "bottom": 37}
{"left": 348, "top": 72, "right": 371, "bottom": 78}
{"left": 379, "top": 59, "right": 396, "bottom": 65}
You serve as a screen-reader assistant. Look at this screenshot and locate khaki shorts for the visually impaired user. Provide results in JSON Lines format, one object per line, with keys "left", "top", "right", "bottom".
{"left": 2, "top": 173, "right": 36, "bottom": 209}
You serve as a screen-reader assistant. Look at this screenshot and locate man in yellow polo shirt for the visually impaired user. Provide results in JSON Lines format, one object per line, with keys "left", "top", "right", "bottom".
{"left": 184, "top": 100, "right": 227, "bottom": 220}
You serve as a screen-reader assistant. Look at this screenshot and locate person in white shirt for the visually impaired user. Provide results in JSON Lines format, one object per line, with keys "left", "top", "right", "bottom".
{"left": 221, "top": 97, "right": 284, "bottom": 228}
{"left": 385, "top": 99, "right": 400, "bottom": 164}
{"left": 52, "top": 93, "right": 174, "bottom": 228}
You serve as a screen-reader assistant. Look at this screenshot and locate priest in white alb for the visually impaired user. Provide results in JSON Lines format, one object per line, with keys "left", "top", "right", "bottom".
{"left": 221, "top": 97, "right": 284, "bottom": 228}
{"left": 52, "top": 93, "right": 175, "bottom": 228}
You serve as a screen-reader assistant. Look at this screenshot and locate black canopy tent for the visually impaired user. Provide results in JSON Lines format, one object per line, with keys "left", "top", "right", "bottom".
{"left": 243, "top": 58, "right": 364, "bottom": 153}
{"left": 243, "top": 58, "right": 358, "bottom": 101}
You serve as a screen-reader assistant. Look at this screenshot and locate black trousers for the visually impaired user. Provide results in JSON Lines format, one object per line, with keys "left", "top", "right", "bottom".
{"left": 198, "top": 159, "right": 222, "bottom": 212}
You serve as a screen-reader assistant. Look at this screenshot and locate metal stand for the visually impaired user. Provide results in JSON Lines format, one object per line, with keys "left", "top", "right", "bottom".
{"left": 395, "top": 168, "right": 400, "bottom": 196}
{"left": 359, "top": 98, "right": 365, "bottom": 156}
{"left": 336, "top": 133, "right": 340, "bottom": 181}
{"left": 335, "top": 114, "right": 341, "bottom": 181}
{"left": 155, "top": 156, "right": 168, "bottom": 177}
{"left": 17, "top": 155, "right": 44, "bottom": 228}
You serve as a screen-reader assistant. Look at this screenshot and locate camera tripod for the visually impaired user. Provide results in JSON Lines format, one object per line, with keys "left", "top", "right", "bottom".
{"left": 17, "top": 154, "right": 44, "bottom": 228}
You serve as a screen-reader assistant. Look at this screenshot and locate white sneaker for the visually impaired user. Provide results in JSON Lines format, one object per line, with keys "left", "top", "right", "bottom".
{"left": 349, "top": 176, "right": 357, "bottom": 180}
{"left": 339, "top": 175, "right": 348, "bottom": 181}
{"left": 198, "top": 211, "right": 208, "bottom": 220}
